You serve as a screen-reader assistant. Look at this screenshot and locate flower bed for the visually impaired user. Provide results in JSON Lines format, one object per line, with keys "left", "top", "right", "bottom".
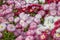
{"left": 0, "top": 0, "right": 60, "bottom": 40}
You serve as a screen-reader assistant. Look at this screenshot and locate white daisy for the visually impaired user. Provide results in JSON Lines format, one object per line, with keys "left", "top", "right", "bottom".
{"left": 0, "top": 23, "right": 6, "bottom": 32}
{"left": 14, "top": 17, "right": 20, "bottom": 23}
{"left": 36, "top": 28, "right": 42, "bottom": 35}
{"left": 49, "top": 3, "right": 56, "bottom": 10}
{"left": 39, "top": 0, "right": 45, "bottom": 3}
{"left": 44, "top": 16, "right": 55, "bottom": 30}
{"left": 19, "top": 20, "right": 28, "bottom": 28}
{"left": 56, "top": 28, "right": 60, "bottom": 33}
{"left": 26, "top": 17, "right": 34, "bottom": 24}
{"left": 19, "top": 12, "right": 25, "bottom": 19}
{"left": 25, "top": 0, "right": 38, "bottom": 4}
{"left": 42, "top": 4, "right": 49, "bottom": 10}
{"left": 22, "top": 14, "right": 30, "bottom": 21}
{"left": 35, "top": 14, "right": 42, "bottom": 19}
{"left": 37, "top": 24, "right": 48, "bottom": 31}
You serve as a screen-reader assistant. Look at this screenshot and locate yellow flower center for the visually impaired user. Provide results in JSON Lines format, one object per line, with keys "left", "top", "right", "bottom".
{"left": 41, "top": 34, "right": 45, "bottom": 39}
{"left": 55, "top": 33, "right": 60, "bottom": 37}
{"left": 0, "top": 25, "right": 3, "bottom": 28}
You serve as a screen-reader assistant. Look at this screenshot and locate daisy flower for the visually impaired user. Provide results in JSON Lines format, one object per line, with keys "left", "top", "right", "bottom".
{"left": 42, "top": 4, "right": 49, "bottom": 10}
{"left": 0, "top": 23, "right": 6, "bottom": 32}
{"left": 7, "top": 24, "right": 16, "bottom": 32}
{"left": 19, "top": 20, "right": 28, "bottom": 28}
{"left": 15, "top": 35, "right": 24, "bottom": 40}
{"left": 39, "top": 0, "right": 45, "bottom": 3}
{"left": 8, "top": 16, "right": 14, "bottom": 22}
{"left": 14, "top": 17, "right": 20, "bottom": 23}
{"left": 29, "top": 22, "right": 37, "bottom": 29}
{"left": 26, "top": 16, "right": 34, "bottom": 24}
{"left": 44, "top": 16, "right": 55, "bottom": 30}
{"left": 25, "top": 0, "right": 38, "bottom": 4}
{"left": 25, "top": 36, "right": 34, "bottom": 40}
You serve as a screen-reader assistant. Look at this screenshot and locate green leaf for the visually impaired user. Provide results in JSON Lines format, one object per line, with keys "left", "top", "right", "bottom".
{"left": 30, "top": 12, "right": 36, "bottom": 17}
{"left": 12, "top": 9, "right": 18, "bottom": 13}
{"left": 0, "top": 0, "right": 3, "bottom": 6}
{"left": 40, "top": 18, "right": 44, "bottom": 24}
{"left": 2, "top": 31, "right": 15, "bottom": 40}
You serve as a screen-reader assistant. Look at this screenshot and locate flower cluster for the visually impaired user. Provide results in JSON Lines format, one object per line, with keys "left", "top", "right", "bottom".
{"left": 0, "top": 0, "right": 60, "bottom": 40}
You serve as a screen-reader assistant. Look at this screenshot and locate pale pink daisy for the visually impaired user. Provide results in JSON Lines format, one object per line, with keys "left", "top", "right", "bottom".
{"left": 25, "top": 36, "right": 34, "bottom": 40}
{"left": 7, "top": 24, "right": 16, "bottom": 32}
{"left": 8, "top": 16, "right": 14, "bottom": 22}
{"left": 15, "top": 35, "right": 24, "bottom": 40}
{"left": 29, "top": 22, "right": 37, "bottom": 29}
{"left": 14, "top": 17, "right": 20, "bottom": 23}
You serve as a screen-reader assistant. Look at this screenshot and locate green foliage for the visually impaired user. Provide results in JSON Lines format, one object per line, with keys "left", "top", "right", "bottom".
{"left": 2, "top": 31, "right": 15, "bottom": 40}
{"left": 30, "top": 12, "right": 36, "bottom": 17}
{"left": 0, "top": 0, "right": 3, "bottom": 6}
{"left": 13, "top": 9, "right": 18, "bottom": 13}
{"left": 40, "top": 18, "right": 44, "bottom": 24}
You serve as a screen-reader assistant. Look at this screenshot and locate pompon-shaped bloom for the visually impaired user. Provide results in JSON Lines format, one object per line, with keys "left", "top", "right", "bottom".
{"left": 25, "top": 36, "right": 34, "bottom": 40}
{"left": 0, "top": 17, "right": 7, "bottom": 23}
{"left": 14, "top": 17, "right": 20, "bottom": 23}
{"left": 25, "top": 0, "right": 38, "bottom": 4}
{"left": 2, "top": 4, "right": 8, "bottom": 10}
{"left": 37, "top": 24, "right": 49, "bottom": 31}
{"left": 15, "top": 29, "right": 23, "bottom": 34}
{"left": 49, "top": 10, "right": 57, "bottom": 16}
{"left": 8, "top": 16, "right": 14, "bottom": 22}
{"left": 39, "top": 0, "right": 45, "bottom": 3}
{"left": 21, "top": 14, "right": 30, "bottom": 21}
{"left": 5, "top": 13, "right": 14, "bottom": 18}
{"left": 49, "top": 2, "right": 56, "bottom": 10}
{"left": 26, "top": 16, "right": 34, "bottom": 24}
{"left": 19, "top": 20, "right": 28, "bottom": 28}
{"left": 7, "top": 24, "right": 16, "bottom": 32}
{"left": 15, "top": 35, "right": 24, "bottom": 40}
{"left": 34, "top": 17, "right": 40, "bottom": 24}
{"left": 0, "top": 23, "right": 6, "bottom": 32}
{"left": 36, "top": 28, "right": 42, "bottom": 35}
{"left": 37, "top": 10, "right": 45, "bottom": 16}
{"left": 7, "top": 0, "right": 14, "bottom": 4}
{"left": 19, "top": 12, "right": 30, "bottom": 21}
{"left": 29, "top": 22, "right": 37, "bottom": 29}
{"left": 42, "top": 4, "right": 49, "bottom": 10}
{"left": 35, "top": 14, "right": 42, "bottom": 19}
{"left": 14, "top": 31, "right": 19, "bottom": 37}
{"left": 26, "top": 30, "right": 35, "bottom": 36}
{"left": 19, "top": 12, "right": 25, "bottom": 19}
{"left": 44, "top": 16, "right": 55, "bottom": 30}
{"left": 2, "top": 8, "right": 12, "bottom": 15}
{"left": 15, "top": 24, "right": 22, "bottom": 29}
{"left": 14, "top": 1, "right": 22, "bottom": 8}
